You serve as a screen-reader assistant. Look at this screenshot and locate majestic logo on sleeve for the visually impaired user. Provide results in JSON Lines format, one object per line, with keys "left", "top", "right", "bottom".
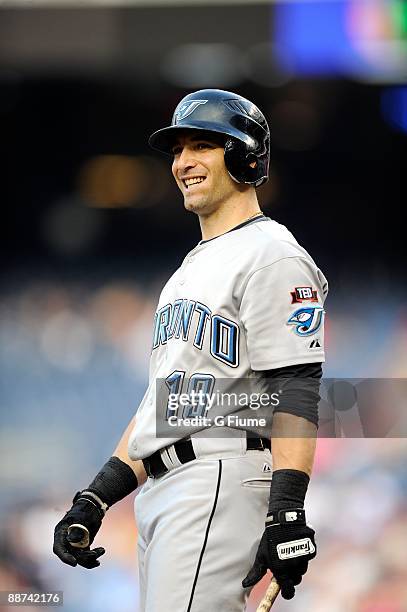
{"left": 287, "top": 306, "right": 325, "bottom": 336}
{"left": 290, "top": 286, "right": 318, "bottom": 304}
{"left": 173, "top": 100, "right": 208, "bottom": 123}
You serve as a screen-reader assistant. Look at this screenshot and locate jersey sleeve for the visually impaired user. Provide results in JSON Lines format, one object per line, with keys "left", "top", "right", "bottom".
{"left": 240, "top": 256, "right": 328, "bottom": 370}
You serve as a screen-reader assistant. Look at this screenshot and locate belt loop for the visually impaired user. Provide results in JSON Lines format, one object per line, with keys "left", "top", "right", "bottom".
{"left": 159, "top": 447, "right": 173, "bottom": 471}
{"left": 167, "top": 444, "right": 183, "bottom": 469}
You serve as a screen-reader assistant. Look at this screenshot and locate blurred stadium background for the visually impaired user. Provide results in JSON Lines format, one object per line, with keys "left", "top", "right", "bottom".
{"left": 1, "top": 0, "right": 406, "bottom": 610}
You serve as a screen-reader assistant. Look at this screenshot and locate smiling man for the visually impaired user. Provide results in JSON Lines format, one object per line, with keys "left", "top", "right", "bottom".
{"left": 170, "top": 129, "right": 261, "bottom": 240}
{"left": 53, "top": 89, "right": 328, "bottom": 611}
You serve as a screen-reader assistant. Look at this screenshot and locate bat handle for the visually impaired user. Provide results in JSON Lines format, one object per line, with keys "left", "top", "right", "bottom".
{"left": 67, "top": 524, "right": 90, "bottom": 549}
{"left": 256, "top": 577, "right": 280, "bottom": 612}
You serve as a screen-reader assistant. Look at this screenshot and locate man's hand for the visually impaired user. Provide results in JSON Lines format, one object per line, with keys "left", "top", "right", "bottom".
{"left": 53, "top": 492, "right": 106, "bottom": 569}
{"left": 242, "top": 508, "right": 316, "bottom": 600}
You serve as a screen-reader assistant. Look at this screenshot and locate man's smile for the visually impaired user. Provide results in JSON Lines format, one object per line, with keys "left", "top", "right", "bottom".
{"left": 182, "top": 176, "right": 207, "bottom": 189}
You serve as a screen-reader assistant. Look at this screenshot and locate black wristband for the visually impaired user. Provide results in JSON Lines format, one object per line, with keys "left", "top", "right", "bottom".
{"left": 268, "top": 469, "right": 310, "bottom": 515}
{"left": 86, "top": 456, "right": 139, "bottom": 508}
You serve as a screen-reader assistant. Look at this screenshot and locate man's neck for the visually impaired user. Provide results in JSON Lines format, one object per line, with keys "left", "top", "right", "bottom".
{"left": 198, "top": 192, "right": 261, "bottom": 241}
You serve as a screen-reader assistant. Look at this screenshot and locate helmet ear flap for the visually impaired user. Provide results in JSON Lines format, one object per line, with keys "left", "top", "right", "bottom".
{"left": 224, "top": 139, "right": 260, "bottom": 185}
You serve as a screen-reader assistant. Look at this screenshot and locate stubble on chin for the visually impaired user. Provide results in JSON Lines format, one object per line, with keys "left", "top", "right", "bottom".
{"left": 183, "top": 196, "right": 211, "bottom": 215}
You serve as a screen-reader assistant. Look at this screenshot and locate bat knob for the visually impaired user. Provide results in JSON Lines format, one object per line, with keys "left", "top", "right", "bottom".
{"left": 67, "top": 524, "right": 90, "bottom": 548}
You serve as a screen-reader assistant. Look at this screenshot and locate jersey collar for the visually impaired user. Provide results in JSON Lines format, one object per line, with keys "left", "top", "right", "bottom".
{"left": 199, "top": 214, "right": 268, "bottom": 245}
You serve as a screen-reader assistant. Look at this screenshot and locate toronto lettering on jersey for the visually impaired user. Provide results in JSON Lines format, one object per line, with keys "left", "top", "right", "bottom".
{"left": 152, "top": 299, "right": 239, "bottom": 367}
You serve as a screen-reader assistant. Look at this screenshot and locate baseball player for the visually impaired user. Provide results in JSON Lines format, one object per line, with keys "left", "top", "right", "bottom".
{"left": 53, "top": 89, "right": 328, "bottom": 611}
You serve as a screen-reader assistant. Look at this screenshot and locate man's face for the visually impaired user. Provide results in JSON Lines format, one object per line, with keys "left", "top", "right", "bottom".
{"left": 171, "top": 131, "right": 238, "bottom": 215}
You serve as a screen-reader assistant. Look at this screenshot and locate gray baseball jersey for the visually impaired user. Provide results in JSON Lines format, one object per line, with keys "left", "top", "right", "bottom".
{"left": 128, "top": 216, "right": 328, "bottom": 460}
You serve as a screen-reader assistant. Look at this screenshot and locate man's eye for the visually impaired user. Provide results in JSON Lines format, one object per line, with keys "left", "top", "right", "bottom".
{"left": 196, "top": 143, "right": 211, "bottom": 150}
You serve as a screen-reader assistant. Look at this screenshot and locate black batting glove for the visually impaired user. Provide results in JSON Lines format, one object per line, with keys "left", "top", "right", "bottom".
{"left": 242, "top": 508, "right": 316, "bottom": 600}
{"left": 53, "top": 492, "right": 106, "bottom": 570}
{"left": 53, "top": 457, "right": 139, "bottom": 570}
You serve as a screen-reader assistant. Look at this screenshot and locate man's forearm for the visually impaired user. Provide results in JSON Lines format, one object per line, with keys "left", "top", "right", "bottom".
{"left": 270, "top": 412, "right": 317, "bottom": 476}
{"left": 113, "top": 415, "right": 148, "bottom": 487}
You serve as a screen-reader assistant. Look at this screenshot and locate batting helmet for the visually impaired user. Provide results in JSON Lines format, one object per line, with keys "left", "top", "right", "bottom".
{"left": 148, "top": 89, "right": 270, "bottom": 187}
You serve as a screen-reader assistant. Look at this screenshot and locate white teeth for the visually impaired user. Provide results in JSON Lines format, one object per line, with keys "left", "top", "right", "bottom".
{"left": 185, "top": 177, "right": 205, "bottom": 187}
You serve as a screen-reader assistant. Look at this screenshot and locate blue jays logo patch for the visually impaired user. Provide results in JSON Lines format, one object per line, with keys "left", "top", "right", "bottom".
{"left": 287, "top": 306, "right": 325, "bottom": 337}
{"left": 174, "top": 100, "right": 208, "bottom": 123}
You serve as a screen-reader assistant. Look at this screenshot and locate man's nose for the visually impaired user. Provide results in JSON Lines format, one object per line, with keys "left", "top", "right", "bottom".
{"left": 177, "top": 147, "right": 197, "bottom": 172}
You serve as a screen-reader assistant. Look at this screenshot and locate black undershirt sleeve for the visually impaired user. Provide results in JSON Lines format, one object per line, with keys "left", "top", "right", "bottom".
{"left": 256, "top": 362, "right": 322, "bottom": 427}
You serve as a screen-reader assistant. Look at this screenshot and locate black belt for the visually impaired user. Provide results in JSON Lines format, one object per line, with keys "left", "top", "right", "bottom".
{"left": 142, "top": 435, "right": 271, "bottom": 479}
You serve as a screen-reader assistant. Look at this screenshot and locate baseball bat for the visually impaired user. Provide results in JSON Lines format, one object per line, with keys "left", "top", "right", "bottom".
{"left": 256, "top": 577, "right": 280, "bottom": 612}
{"left": 67, "top": 524, "right": 90, "bottom": 548}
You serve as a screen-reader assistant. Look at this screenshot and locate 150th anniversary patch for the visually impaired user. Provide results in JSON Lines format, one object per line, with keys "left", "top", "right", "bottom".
{"left": 290, "top": 286, "right": 318, "bottom": 303}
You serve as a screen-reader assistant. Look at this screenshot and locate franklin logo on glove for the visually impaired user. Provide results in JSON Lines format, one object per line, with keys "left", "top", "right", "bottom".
{"left": 277, "top": 538, "right": 316, "bottom": 560}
